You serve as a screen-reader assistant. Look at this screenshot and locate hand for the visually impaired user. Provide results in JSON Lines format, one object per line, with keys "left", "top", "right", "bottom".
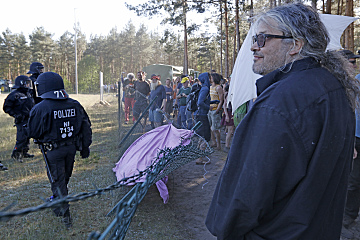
{"left": 14, "top": 114, "right": 24, "bottom": 123}
{"left": 354, "top": 148, "right": 358, "bottom": 159}
{"left": 81, "top": 147, "right": 90, "bottom": 158}
{"left": 225, "top": 116, "right": 229, "bottom": 122}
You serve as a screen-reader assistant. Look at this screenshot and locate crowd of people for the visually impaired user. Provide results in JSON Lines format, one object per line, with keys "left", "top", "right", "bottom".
{"left": 121, "top": 70, "right": 238, "bottom": 162}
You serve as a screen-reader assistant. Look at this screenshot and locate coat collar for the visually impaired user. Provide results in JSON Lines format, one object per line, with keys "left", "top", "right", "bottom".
{"left": 256, "top": 57, "right": 321, "bottom": 96}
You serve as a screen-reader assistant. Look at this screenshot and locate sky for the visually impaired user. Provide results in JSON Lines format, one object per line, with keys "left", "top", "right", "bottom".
{"left": 1, "top": 0, "right": 186, "bottom": 41}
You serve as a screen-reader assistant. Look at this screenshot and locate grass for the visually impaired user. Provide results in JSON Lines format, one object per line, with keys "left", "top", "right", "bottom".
{"left": 0, "top": 93, "right": 195, "bottom": 240}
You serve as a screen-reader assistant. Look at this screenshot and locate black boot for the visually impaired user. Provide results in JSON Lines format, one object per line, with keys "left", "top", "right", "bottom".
{"left": 0, "top": 161, "right": 8, "bottom": 171}
{"left": 11, "top": 150, "right": 23, "bottom": 162}
{"left": 62, "top": 210, "right": 72, "bottom": 229}
{"left": 23, "top": 152, "right": 34, "bottom": 158}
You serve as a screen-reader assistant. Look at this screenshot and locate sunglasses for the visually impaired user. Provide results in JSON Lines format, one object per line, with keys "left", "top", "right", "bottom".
{"left": 252, "top": 33, "right": 293, "bottom": 48}
{"left": 349, "top": 60, "right": 356, "bottom": 65}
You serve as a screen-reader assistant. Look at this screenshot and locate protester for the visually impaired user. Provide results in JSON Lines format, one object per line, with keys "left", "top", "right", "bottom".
{"left": 123, "top": 73, "right": 136, "bottom": 124}
{"left": 3, "top": 75, "right": 35, "bottom": 162}
{"left": 221, "top": 84, "right": 234, "bottom": 153}
{"left": 194, "top": 72, "right": 211, "bottom": 165}
{"left": 164, "top": 78, "right": 174, "bottom": 117}
{"left": 149, "top": 74, "right": 166, "bottom": 128}
{"left": 133, "top": 71, "right": 150, "bottom": 131}
{"left": 176, "top": 76, "right": 192, "bottom": 129}
{"left": 206, "top": 3, "right": 360, "bottom": 239}
{"left": 341, "top": 50, "right": 360, "bottom": 235}
{"left": 173, "top": 77, "right": 180, "bottom": 119}
{"left": 27, "top": 72, "right": 92, "bottom": 229}
{"left": 208, "top": 73, "right": 224, "bottom": 150}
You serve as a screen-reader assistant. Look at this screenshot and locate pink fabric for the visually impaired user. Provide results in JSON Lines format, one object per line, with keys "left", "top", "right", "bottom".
{"left": 113, "top": 124, "right": 193, "bottom": 203}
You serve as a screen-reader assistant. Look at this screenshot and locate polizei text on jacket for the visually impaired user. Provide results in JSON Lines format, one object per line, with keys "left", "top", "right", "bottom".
{"left": 53, "top": 108, "right": 76, "bottom": 119}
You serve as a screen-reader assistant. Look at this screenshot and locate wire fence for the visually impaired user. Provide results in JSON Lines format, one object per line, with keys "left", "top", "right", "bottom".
{"left": 0, "top": 95, "right": 213, "bottom": 240}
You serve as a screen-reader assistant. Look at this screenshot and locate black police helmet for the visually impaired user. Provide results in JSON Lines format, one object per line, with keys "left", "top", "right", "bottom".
{"left": 13, "top": 75, "right": 32, "bottom": 89}
{"left": 36, "top": 72, "right": 69, "bottom": 99}
{"left": 27, "top": 62, "right": 44, "bottom": 74}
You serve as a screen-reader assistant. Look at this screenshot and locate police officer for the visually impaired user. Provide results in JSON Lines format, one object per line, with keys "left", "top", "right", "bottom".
{"left": 3, "top": 75, "right": 35, "bottom": 162}
{"left": 27, "top": 72, "right": 92, "bottom": 228}
{"left": 27, "top": 62, "right": 44, "bottom": 104}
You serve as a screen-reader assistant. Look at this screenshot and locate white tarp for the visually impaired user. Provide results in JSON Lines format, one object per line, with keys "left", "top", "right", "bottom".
{"left": 228, "top": 14, "right": 358, "bottom": 114}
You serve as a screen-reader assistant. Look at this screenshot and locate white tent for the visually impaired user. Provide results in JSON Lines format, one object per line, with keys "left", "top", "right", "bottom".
{"left": 228, "top": 14, "right": 358, "bottom": 114}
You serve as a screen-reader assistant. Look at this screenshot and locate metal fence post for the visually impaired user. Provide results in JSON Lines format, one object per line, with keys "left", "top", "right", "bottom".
{"left": 118, "top": 81, "right": 122, "bottom": 136}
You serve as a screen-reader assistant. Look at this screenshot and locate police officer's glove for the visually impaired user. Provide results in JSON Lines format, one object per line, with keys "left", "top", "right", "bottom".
{"left": 14, "top": 114, "right": 24, "bottom": 124}
{"left": 80, "top": 147, "right": 90, "bottom": 158}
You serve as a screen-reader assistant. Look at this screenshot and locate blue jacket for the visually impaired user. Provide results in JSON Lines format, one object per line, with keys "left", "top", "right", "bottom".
{"left": 196, "top": 72, "right": 211, "bottom": 116}
{"left": 206, "top": 58, "right": 355, "bottom": 240}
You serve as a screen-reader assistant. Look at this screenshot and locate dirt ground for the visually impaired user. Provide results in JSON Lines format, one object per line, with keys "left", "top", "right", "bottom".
{"left": 124, "top": 136, "right": 228, "bottom": 240}
{"left": 169, "top": 149, "right": 227, "bottom": 240}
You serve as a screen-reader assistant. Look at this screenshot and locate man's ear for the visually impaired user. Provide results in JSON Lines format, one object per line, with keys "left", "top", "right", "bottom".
{"left": 289, "top": 39, "right": 304, "bottom": 56}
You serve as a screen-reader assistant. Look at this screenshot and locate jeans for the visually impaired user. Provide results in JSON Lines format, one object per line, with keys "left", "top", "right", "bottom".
{"left": 345, "top": 137, "right": 360, "bottom": 220}
{"left": 178, "top": 105, "right": 193, "bottom": 129}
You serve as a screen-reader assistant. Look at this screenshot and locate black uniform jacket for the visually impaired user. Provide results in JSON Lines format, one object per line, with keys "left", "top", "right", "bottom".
{"left": 206, "top": 58, "right": 355, "bottom": 240}
{"left": 27, "top": 98, "right": 91, "bottom": 148}
{"left": 3, "top": 88, "right": 34, "bottom": 123}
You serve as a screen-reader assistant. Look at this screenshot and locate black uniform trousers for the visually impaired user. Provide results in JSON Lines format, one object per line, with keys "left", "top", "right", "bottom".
{"left": 47, "top": 144, "right": 76, "bottom": 216}
{"left": 15, "top": 120, "right": 30, "bottom": 152}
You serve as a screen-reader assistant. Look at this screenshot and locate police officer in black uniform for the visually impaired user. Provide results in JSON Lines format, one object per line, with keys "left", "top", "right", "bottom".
{"left": 27, "top": 72, "right": 92, "bottom": 228}
{"left": 3, "top": 75, "right": 35, "bottom": 162}
{"left": 27, "top": 62, "right": 44, "bottom": 104}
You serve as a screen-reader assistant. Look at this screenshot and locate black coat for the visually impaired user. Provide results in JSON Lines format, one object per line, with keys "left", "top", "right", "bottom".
{"left": 3, "top": 88, "right": 34, "bottom": 124}
{"left": 27, "top": 98, "right": 91, "bottom": 149}
{"left": 206, "top": 58, "right": 355, "bottom": 240}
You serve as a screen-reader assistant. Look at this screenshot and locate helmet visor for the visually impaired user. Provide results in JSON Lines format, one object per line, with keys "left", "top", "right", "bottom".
{"left": 24, "top": 79, "right": 33, "bottom": 89}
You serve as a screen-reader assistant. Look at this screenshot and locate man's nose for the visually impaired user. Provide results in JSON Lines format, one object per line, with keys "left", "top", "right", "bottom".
{"left": 250, "top": 41, "right": 260, "bottom": 52}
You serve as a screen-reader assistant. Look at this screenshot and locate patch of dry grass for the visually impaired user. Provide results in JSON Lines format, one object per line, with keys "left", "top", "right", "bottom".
{"left": 0, "top": 93, "right": 191, "bottom": 240}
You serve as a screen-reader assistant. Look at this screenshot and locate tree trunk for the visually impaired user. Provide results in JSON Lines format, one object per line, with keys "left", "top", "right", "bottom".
{"left": 235, "top": 0, "right": 240, "bottom": 53}
{"left": 224, "top": 0, "right": 229, "bottom": 78}
{"left": 183, "top": 0, "right": 189, "bottom": 75}
{"left": 340, "top": 0, "right": 344, "bottom": 14}
{"left": 322, "top": 0, "right": 325, "bottom": 13}
{"left": 326, "top": 0, "right": 332, "bottom": 14}
{"left": 344, "top": 0, "right": 354, "bottom": 52}
{"left": 220, "top": 0, "right": 223, "bottom": 75}
{"left": 233, "top": 30, "right": 237, "bottom": 71}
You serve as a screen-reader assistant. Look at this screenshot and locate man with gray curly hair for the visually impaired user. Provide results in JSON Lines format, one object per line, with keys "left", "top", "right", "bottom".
{"left": 206, "top": 3, "right": 360, "bottom": 240}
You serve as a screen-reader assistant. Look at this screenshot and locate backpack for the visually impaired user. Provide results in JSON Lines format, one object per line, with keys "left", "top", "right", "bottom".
{"left": 186, "top": 83, "right": 201, "bottom": 112}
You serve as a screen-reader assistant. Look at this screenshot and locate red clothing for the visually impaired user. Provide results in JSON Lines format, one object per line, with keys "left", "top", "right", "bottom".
{"left": 124, "top": 97, "right": 135, "bottom": 122}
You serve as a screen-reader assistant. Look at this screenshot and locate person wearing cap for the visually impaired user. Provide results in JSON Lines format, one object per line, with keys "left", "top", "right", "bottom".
{"left": 164, "top": 78, "right": 174, "bottom": 117}
{"left": 149, "top": 74, "right": 166, "bottom": 128}
{"left": 27, "top": 62, "right": 44, "bottom": 104}
{"left": 176, "top": 76, "right": 192, "bottom": 129}
{"left": 3, "top": 75, "right": 35, "bottom": 162}
{"left": 340, "top": 49, "right": 360, "bottom": 70}
{"left": 133, "top": 71, "right": 150, "bottom": 132}
{"left": 341, "top": 50, "right": 360, "bottom": 234}
{"left": 123, "top": 73, "right": 136, "bottom": 124}
{"left": 27, "top": 72, "right": 92, "bottom": 228}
